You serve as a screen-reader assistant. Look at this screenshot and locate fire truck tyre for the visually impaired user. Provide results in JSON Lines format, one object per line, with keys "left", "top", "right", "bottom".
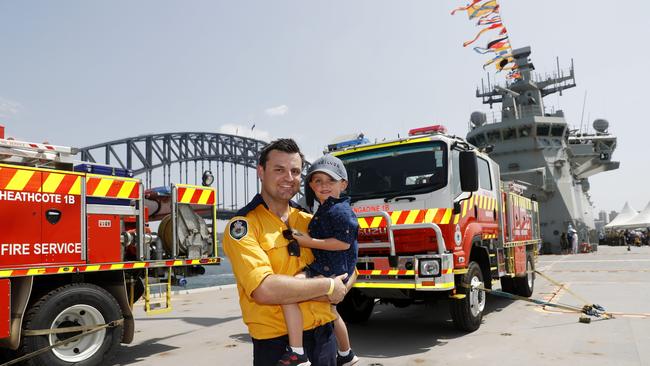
{"left": 391, "top": 299, "right": 411, "bottom": 308}
{"left": 132, "top": 277, "right": 145, "bottom": 303}
{"left": 450, "top": 261, "right": 485, "bottom": 332}
{"left": 21, "top": 283, "right": 123, "bottom": 366}
{"left": 499, "top": 276, "right": 516, "bottom": 294}
{"left": 336, "top": 289, "right": 375, "bottom": 324}
{"left": 0, "top": 348, "right": 17, "bottom": 363}
{"left": 514, "top": 253, "right": 535, "bottom": 297}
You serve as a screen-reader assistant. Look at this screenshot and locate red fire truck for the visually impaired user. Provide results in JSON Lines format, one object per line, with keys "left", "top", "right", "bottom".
{"left": 0, "top": 126, "right": 219, "bottom": 365}
{"left": 332, "top": 126, "right": 541, "bottom": 331}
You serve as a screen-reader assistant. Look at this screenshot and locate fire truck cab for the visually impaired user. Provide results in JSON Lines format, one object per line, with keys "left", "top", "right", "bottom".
{"left": 331, "top": 126, "right": 541, "bottom": 332}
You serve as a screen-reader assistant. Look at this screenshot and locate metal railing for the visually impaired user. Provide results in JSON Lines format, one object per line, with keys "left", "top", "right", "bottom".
{"left": 356, "top": 211, "right": 447, "bottom": 262}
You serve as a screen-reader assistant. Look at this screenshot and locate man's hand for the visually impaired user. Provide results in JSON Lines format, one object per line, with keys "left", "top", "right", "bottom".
{"left": 327, "top": 273, "right": 349, "bottom": 304}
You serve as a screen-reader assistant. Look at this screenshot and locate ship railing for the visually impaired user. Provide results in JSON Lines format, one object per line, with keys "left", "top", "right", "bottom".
{"left": 469, "top": 105, "right": 563, "bottom": 130}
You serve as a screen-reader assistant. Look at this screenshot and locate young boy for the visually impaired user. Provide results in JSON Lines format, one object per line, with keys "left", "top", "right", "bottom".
{"left": 278, "top": 154, "right": 360, "bottom": 366}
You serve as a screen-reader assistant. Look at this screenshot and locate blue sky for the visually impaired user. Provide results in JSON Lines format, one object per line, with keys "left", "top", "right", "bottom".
{"left": 0, "top": 0, "right": 647, "bottom": 214}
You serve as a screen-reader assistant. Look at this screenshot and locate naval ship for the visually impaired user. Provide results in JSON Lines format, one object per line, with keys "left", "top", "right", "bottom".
{"left": 466, "top": 46, "right": 619, "bottom": 253}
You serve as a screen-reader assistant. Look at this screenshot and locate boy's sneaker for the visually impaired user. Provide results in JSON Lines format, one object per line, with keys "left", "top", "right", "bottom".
{"left": 276, "top": 349, "right": 310, "bottom": 366}
{"left": 336, "top": 349, "right": 359, "bottom": 366}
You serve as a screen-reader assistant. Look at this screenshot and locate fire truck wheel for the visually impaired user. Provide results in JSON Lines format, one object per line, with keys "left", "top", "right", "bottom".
{"left": 499, "top": 276, "right": 516, "bottom": 294}
{"left": 21, "top": 283, "right": 123, "bottom": 366}
{"left": 336, "top": 289, "right": 375, "bottom": 324}
{"left": 450, "top": 261, "right": 485, "bottom": 332}
{"left": 514, "top": 253, "right": 535, "bottom": 297}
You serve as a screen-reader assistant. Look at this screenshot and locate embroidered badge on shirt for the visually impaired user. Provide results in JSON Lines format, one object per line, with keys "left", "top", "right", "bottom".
{"left": 229, "top": 219, "right": 248, "bottom": 240}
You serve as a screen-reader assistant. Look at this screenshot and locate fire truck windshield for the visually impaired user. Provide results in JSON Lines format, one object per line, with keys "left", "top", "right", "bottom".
{"left": 339, "top": 141, "right": 447, "bottom": 201}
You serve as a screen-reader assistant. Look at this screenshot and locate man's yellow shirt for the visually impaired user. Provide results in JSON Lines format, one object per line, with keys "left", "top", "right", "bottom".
{"left": 222, "top": 195, "right": 336, "bottom": 340}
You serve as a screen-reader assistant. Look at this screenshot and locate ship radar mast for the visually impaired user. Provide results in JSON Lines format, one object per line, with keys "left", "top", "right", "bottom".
{"left": 476, "top": 46, "right": 576, "bottom": 121}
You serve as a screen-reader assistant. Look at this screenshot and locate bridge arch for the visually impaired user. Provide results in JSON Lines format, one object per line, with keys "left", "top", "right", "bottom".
{"left": 79, "top": 132, "right": 267, "bottom": 219}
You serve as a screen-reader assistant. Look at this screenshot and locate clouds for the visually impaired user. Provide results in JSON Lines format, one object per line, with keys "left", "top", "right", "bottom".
{"left": 219, "top": 123, "right": 272, "bottom": 142}
{"left": 264, "top": 104, "right": 289, "bottom": 117}
{"left": 216, "top": 104, "right": 290, "bottom": 144}
{"left": 0, "top": 97, "right": 21, "bottom": 118}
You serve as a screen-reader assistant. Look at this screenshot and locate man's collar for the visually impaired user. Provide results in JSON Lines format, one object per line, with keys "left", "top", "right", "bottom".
{"left": 236, "top": 194, "right": 266, "bottom": 216}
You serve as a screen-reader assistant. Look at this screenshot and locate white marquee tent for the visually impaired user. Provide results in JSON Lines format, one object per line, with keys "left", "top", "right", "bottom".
{"left": 604, "top": 202, "right": 638, "bottom": 230}
{"left": 615, "top": 201, "right": 650, "bottom": 229}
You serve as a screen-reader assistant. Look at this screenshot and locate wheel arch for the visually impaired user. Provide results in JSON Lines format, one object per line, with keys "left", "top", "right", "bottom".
{"left": 0, "top": 277, "right": 33, "bottom": 350}
{"left": 461, "top": 223, "right": 484, "bottom": 254}
{"left": 468, "top": 238, "right": 492, "bottom": 290}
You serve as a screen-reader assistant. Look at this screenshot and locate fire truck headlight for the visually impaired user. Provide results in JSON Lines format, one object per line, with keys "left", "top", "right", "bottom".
{"left": 419, "top": 259, "right": 441, "bottom": 277}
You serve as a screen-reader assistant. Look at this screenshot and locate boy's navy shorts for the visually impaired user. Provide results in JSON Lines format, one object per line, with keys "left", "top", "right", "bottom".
{"left": 252, "top": 322, "right": 336, "bottom": 366}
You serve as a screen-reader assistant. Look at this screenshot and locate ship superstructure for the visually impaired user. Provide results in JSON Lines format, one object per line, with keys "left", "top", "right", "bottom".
{"left": 466, "top": 46, "right": 619, "bottom": 252}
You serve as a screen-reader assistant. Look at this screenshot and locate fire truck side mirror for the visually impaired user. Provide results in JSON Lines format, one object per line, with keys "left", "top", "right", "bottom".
{"left": 459, "top": 151, "right": 479, "bottom": 192}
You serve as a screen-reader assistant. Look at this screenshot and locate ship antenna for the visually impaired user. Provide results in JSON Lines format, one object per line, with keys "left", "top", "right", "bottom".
{"left": 579, "top": 90, "right": 588, "bottom": 134}
{"left": 487, "top": 72, "right": 492, "bottom": 108}
{"left": 481, "top": 78, "right": 485, "bottom": 105}
{"left": 556, "top": 57, "right": 562, "bottom": 96}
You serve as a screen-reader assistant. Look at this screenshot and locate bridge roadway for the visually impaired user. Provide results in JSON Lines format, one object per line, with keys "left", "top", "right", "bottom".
{"left": 113, "top": 245, "right": 650, "bottom": 366}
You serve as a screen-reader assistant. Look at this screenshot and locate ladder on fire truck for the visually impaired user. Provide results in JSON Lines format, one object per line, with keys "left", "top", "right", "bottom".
{"left": 0, "top": 136, "right": 77, "bottom": 167}
{"left": 143, "top": 267, "right": 173, "bottom": 314}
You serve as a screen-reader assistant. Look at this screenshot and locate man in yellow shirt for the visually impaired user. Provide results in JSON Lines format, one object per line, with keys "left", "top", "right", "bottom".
{"left": 223, "top": 138, "right": 352, "bottom": 366}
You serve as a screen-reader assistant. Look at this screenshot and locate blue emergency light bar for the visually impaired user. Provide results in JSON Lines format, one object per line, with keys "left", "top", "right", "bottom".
{"left": 148, "top": 186, "right": 172, "bottom": 196}
{"left": 74, "top": 164, "right": 134, "bottom": 205}
{"left": 327, "top": 136, "right": 369, "bottom": 152}
{"left": 74, "top": 163, "right": 134, "bottom": 178}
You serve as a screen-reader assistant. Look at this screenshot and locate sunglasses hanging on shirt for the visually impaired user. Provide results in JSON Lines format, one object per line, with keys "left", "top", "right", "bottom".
{"left": 282, "top": 226, "right": 301, "bottom": 257}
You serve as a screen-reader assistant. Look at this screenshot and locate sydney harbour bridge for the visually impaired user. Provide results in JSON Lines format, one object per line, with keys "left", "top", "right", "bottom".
{"left": 79, "top": 132, "right": 271, "bottom": 220}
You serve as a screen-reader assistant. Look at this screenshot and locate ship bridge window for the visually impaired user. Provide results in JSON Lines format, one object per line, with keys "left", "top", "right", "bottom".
{"left": 478, "top": 157, "right": 492, "bottom": 190}
{"left": 519, "top": 126, "right": 532, "bottom": 137}
{"left": 503, "top": 128, "right": 517, "bottom": 140}
{"left": 536, "top": 124, "right": 550, "bottom": 136}
{"left": 551, "top": 125, "right": 565, "bottom": 137}
{"left": 487, "top": 130, "right": 501, "bottom": 143}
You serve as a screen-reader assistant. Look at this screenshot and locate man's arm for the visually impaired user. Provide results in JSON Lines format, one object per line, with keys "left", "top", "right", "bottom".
{"left": 293, "top": 232, "right": 350, "bottom": 251}
{"left": 252, "top": 273, "right": 348, "bottom": 305}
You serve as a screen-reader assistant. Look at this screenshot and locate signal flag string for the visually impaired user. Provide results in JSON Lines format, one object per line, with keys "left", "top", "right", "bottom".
{"left": 451, "top": 0, "right": 521, "bottom": 80}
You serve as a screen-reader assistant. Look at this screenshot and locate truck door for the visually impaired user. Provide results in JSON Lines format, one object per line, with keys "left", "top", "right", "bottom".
{"left": 476, "top": 157, "right": 497, "bottom": 224}
{"left": 39, "top": 171, "right": 83, "bottom": 265}
{"left": 0, "top": 166, "right": 43, "bottom": 267}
